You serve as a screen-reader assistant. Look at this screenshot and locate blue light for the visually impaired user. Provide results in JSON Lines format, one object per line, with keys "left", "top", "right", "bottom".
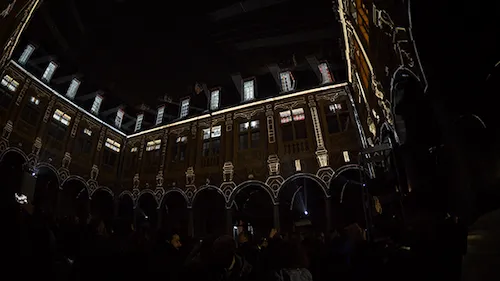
{"left": 304, "top": 210, "right": 308, "bottom": 215}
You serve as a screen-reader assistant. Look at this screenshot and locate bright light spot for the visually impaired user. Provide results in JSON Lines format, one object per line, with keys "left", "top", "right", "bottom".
{"left": 304, "top": 210, "right": 308, "bottom": 215}
{"left": 144, "top": 215, "right": 148, "bottom": 219}
{"left": 31, "top": 172, "right": 35, "bottom": 176}
{"left": 233, "top": 226, "right": 238, "bottom": 230}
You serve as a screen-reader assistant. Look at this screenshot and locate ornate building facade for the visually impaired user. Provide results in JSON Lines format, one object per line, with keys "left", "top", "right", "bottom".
{"left": 0, "top": 56, "right": 374, "bottom": 237}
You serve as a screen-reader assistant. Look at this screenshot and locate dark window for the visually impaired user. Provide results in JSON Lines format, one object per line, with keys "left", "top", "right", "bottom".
{"left": 326, "top": 102, "right": 351, "bottom": 134}
{"left": 173, "top": 136, "right": 187, "bottom": 162}
{"left": 76, "top": 134, "right": 93, "bottom": 155}
{"left": 20, "top": 103, "right": 41, "bottom": 126}
{"left": 103, "top": 149, "right": 117, "bottom": 167}
{"left": 279, "top": 108, "right": 307, "bottom": 141}
{"left": 239, "top": 120, "right": 260, "bottom": 150}
{"left": 0, "top": 89, "right": 13, "bottom": 110}
{"left": 48, "top": 121, "right": 67, "bottom": 140}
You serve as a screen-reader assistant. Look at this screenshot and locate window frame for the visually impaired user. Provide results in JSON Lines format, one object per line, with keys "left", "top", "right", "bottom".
{"left": 180, "top": 98, "right": 190, "bottom": 118}
{"left": 210, "top": 89, "right": 220, "bottom": 110}
{"left": 42, "top": 61, "right": 58, "bottom": 82}
{"left": 1, "top": 75, "right": 19, "bottom": 92}
{"left": 202, "top": 125, "right": 222, "bottom": 157}
{"left": 242, "top": 79, "right": 256, "bottom": 101}
{"left": 238, "top": 120, "right": 260, "bottom": 150}
{"left": 279, "top": 108, "right": 307, "bottom": 142}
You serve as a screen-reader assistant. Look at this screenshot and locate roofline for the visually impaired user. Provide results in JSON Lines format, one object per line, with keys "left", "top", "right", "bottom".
{"left": 9, "top": 60, "right": 348, "bottom": 140}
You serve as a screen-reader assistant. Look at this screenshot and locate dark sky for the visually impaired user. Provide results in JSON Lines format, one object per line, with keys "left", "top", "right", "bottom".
{"left": 20, "top": 0, "right": 341, "bottom": 107}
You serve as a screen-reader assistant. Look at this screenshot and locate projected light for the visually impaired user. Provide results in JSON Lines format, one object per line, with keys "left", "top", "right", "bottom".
{"left": 304, "top": 210, "right": 309, "bottom": 215}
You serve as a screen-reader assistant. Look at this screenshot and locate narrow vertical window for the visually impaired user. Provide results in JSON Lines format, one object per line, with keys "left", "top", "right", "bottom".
{"left": 279, "top": 71, "right": 295, "bottom": 92}
{"left": 295, "top": 159, "right": 302, "bottom": 171}
{"left": 19, "top": 44, "right": 35, "bottom": 65}
{"left": 115, "top": 109, "right": 124, "bottom": 128}
{"left": 343, "top": 151, "right": 351, "bottom": 162}
{"left": 91, "top": 94, "right": 103, "bottom": 115}
{"left": 135, "top": 113, "right": 144, "bottom": 132}
{"left": 156, "top": 105, "right": 165, "bottom": 125}
{"left": 210, "top": 89, "right": 220, "bottom": 110}
{"left": 66, "top": 78, "right": 80, "bottom": 99}
{"left": 318, "top": 62, "right": 333, "bottom": 84}
{"left": 42, "top": 61, "right": 58, "bottom": 82}
{"left": 243, "top": 80, "right": 255, "bottom": 101}
{"left": 180, "top": 98, "right": 190, "bottom": 118}
{"left": 1, "top": 75, "right": 19, "bottom": 92}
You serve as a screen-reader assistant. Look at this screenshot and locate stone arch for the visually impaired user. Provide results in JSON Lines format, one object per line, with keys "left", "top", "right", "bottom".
{"left": 160, "top": 187, "right": 189, "bottom": 207}
{"left": 332, "top": 164, "right": 373, "bottom": 183}
{"left": 390, "top": 66, "right": 421, "bottom": 104}
{"left": 35, "top": 162, "right": 61, "bottom": 186}
{"left": 278, "top": 173, "right": 329, "bottom": 199}
{"left": 119, "top": 190, "right": 133, "bottom": 199}
{"left": 96, "top": 186, "right": 114, "bottom": 197}
{"left": 136, "top": 188, "right": 157, "bottom": 208}
{"left": 60, "top": 175, "right": 88, "bottom": 191}
{"left": 191, "top": 185, "right": 225, "bottom": 206}
{"left": 227, "top": 180, "right": 276, "bottom": 208}
{"left": 0, "top": 147, "right": 28, "bottom": 163}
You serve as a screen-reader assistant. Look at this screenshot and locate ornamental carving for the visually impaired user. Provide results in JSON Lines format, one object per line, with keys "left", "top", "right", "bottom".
{"left": 274, "top": 97, "right": 306, "bottom": 111}
{"left": 2, "top": 120, "right": 13, "bottom": 139}
{"left": 211, "top": 115, "right": 226, "bottom": 126}
{"left": 96, "top": 129, "right": 106, "bottom": 152}
{"left": 223, "top": 162, "right": 234, "bottom": 182}
{"left": 186, "top": 167, "right": 195, "bottom": 186}
{"left": 170, "top": 125, "right": 191, "bottom": 136}
{"left": 233, "top": 106, "right": 265, "bottom": 120}
{"left": 15, "top": 79, "right": 31, "bottom": 106}
{"left": 225, "top": 114, "right": 232, "bottom": 132}
{"left": 43, "top": 96, "right": 56, "bottom": 123}
{"left": 315, "top": 90, "right": 346, "bottom": 103}
{"left": 70, "top": 113, "right": 82, "bottom": 138}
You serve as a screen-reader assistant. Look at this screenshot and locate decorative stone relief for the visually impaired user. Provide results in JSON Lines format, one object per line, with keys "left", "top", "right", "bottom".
{"left": 133, "top": 173, "right": 140, "bottom": 189}
{"left": 267, "top": 155, "right": 280, "bottom": 176}
{"left": 316, "top": 167, "right": 334, "bottom": 185}
{"left": 2, "top": 120, "right": 13, "bottom": 139}
{"left": 61, "top": 152, "right": 71, "bottom": 169}
{"left": 315, "top": 150, "right": 329, "bottom": 168}
{"left": 379, "top": 99, "right": 394, "bottom": 126}
{"left": 154, "top": 187, "right": 164, "bottom": 208}
{"left": 96, "top": 129, "right": 106, "bottom": 152}
{"left": 265, "top": 105, "right": 275, "bottom": 143}
{"left": 90, "top": 165, "right": 99, "bottom": 181}
{"left": 211, "top": 115, "right": 226, "bottom": 126}
{"left": 225, "top": 113, "right": 232, "bottom": 132}
{"left": 191, "top": 123, "right": 197, "bottom": 139}
{"left": 138, "top": 136, "right": 145, "bottom": 160}
{"left": 315, "top": 90, "right": 346, "bottom": 103}
{"left": 274, "top": 97, "right": 306, "bottom": 111}
{"left": 156, "top": 171, "right": 164, "bottom": 187}
{"left": 15, "top": 79, "right": 30, "bottom": 106}
{"left": 233, "top": 106, "right": 265, "bottom": 120}
{"left": 70, "top": 113, "right": 82, "bottom": 138}
{"left": 43, "top": 96, "right": 56, "bottom": 123}
{"left": 160, "top": 130, "right": 168, "bottom": 169}
{"left": 132, "top": 188, "right": 140, "bottom": 205}
{"left": 32, "top": 137, "right": 42, "bottom": 156}
{"left": 223, "top": 162, "right": 234, "bottom": 182}
{"left": 170, "top": 125, "right": 190, "bottom": 136}
{"left": 186, "top": 167, "right": 195, "bottom": 186}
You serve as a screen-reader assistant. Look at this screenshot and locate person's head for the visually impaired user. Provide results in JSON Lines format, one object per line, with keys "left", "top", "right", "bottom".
{"left": 168, "top": 233, "right": 182, "bottom": 249}
{"left": 212, "top": 235, "right": 236, "bottom": 268}
{"left": 260, "top": 238, "right": 269, "bottom": 248}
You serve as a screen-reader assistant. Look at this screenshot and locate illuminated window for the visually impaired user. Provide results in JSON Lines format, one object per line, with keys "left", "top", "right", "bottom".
{"left": 91, "top": 95, "right": 103, "bottom": 115}
{"left": 177, "top": 136, "right": 187, "bottom": 143}
{"left": 134, "top": 113, "right": 144, "bottom": 132}
{"left": 66, "top": 78, "right": 80, "bottom": 100}
{"left": 180, "top": 98, "right": 190, "bottom": 118}
{"left": 1, "top": 75, "right": 19, "bottom": 92}
{"left": 210, "top": 90, "right": 220, "bottom": 110}
{"left": 146, "top": 139, "right": 161, "bottom": 151}
{"left": 329, "top": 103, "right": 342, "bottom": 113}
{"left": 105, "top": 138, "right": 121, "bottom": 152}
{"left": 202, "top": 125, "right": 221, "bottom": 157}
{"left": 130, "top": 147, "right": 138, "bottom": 152}
{"left": 279, "top": 71, "right": 295, "bottom": 92}
{"left": 239, "top": 120, "right": 260, "bottom": 150}
{"left": 52, "top": 109, "right": 71, "bottom": 126}
{"left": 280, "top": 108, "right": 307, "bottom": 141}
{"left": 83, "top": 128, "right": 92, "bottom": 136}
{"left": 243, "top": 80, "right": 255, "bottom": 101}
{"left": 42, "top": 61, "right": 58, "bottom": 82}
{"left": 156, "top": 106, "right": 165, "bottom": 125}
{"left": 343, "top": 151, "right": 351, "bottom": 163}
{"left": 30, "top": 96, "right": 40, "bottom": 105}
{"left": 19, "top": 44, "right": 35, "bottom": 65}
{"left": 318, "top": 62, "right": 333, "bottom": 84}
{"left": 115, "top": 109, "right": 124, "bottom": 128}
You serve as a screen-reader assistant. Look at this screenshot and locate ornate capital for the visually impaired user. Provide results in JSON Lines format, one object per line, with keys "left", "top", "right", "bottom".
{"left": 186, "top": 167, "right": 195, "bottom": 186}
{"left": 267, "top": 154, "right": 280, "bottom": 176}
{"left": 43, "top": 96, "right": 56, "bottom": 123}
{"left": 133, "top": 173, "right": 140, "bottom": 189}
{"left": 2, "top": 120, "right": 13, "bottom": 139}
{"left": 223, "top": 161, "right": 234, "bottom": 182}
{"left": 32, "top": 137, "right": 42, "bottom": 155}
{"left": 62, "top": 152, "right": 71, "bottom": 169}
{"left": 315, "top": 149, "right": 329, "bottom": 168}
{"left": 156, "top": 171, "right": 164, "bottom": 187}
{"left": 225, "top": 113, "right": 232, "bottom": 132}
{"left": 90, "top": 165, "right": 99, "bottom": 181}
{"left": 70, "top": 113, "right": 82, "bottom": 138}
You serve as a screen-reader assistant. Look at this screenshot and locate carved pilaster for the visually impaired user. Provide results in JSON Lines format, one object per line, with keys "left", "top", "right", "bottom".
{"left": 186, "top": 167, "right": 195, "bottom": 186}
{"left": 156, "top": 171, "right": 164, "bottom": 187}
{"left": 15, "top": 79, "right": 30, "bottom": 106}
{"left": 43, "top": 96, "right": 56, "bottom": 123}
{"left": 133, "top": 173, "right": 140, "bottom": 189}
{"left": 70, "top": 112, "right": 82, "bottom": 138}
{"left": 96, "top": 129, "right": 106, "bottom": 152}
{"left": 2, "top": 120, "right": 13, "bottom": 139}
{"left": 32, "top": 137, "right": 42, "bottom": 156}
{"left": 90, "top": 164, "right": 99, "bottom": 181}
{"left": 191, "top": 123, "right": 197, "bottom": 139}
{"left": 160, "top": 129, "right": 168, "bottom": 170}
{"left": 315, "top": 149, "right": 329, "bottom": 168}
{"left": 138, "top": 136, "right": 145, "bottom": 161}
{"left": 265, "top": 105, "right": 275, "bottom": 144}
{"left": 267, "top": 154, "right": 280, "bottom": 176}
{"left": 223, "top": 162, "right": 234, "bottom": 182}
{"left": 61, "top": 152, "right": 71, "bottom": 169}
{"left": 225, "top": 113, "right": 232, "bottom": 132}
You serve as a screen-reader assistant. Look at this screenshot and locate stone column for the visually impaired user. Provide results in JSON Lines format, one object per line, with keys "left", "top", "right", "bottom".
{"left": 273, "top": 204, "right": 280, "bottom": 230}
{"left": 225, "top": 207, "right": 233, "bottom": 235}
{"left": 325, "top": 197, "right": 332, "bottom": 234}
{"left": 265, "top": 105, "right": 277, "bottom": 154}
{"left": 188, "top": 208, "right": 194, "bottom": 238}
{"left": 308, "top": 96, "right": 329, "bottom": 168}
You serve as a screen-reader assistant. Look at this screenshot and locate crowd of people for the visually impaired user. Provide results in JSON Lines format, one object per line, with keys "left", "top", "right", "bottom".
{"left": 10, "top": 201, "right": 468, "bottom": 281}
